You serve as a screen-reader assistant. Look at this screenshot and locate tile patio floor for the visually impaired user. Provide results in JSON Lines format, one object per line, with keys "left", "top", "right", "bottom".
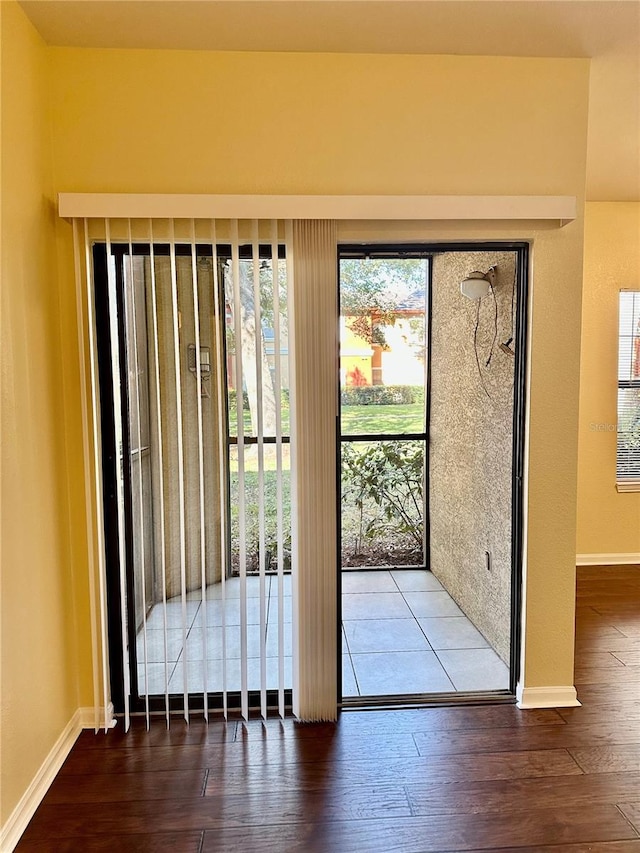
{"left": 341, "top": 569, "right": 509, "bottom": 696}
{"left": 137, "top": 569, "right": 509, "bottom": 698}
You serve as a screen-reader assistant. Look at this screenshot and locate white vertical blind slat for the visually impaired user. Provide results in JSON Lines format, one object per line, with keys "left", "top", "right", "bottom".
{"left": 251, "top": 220, "right": 268, "bottom": 718}
{"left": 189, "top": 220, "right": 210, "bottom": 719}
{"left": 104, "top": 220, "right": 132, "bottom": 732}
{"left": 168, "top": 223, "right": 190, "bottom": 723}
{"left": 126, "top": 220, "right": 151, "bottom": 729}
{"left": 291, "top": 220, "right": 338, "bottom": 722}
{"left": 286, "top": 219, "right": 300, "bottom": 715}
{"left": 210, "top": 222, "right": 229, "bottom": 719}
{"left": 231, "top": 221, "right": 249, "bottom": 720}
{"left": 271, "top": 220, "right": 286, "bottom": 718}
{"left": 84, "top": 219, "right": 112, "bottom": 732}
{"left": 73, "top": 219, "right": 102, "bottom": 733}
{"left": 146, "top": 220, "right": 171, "bottom": 728}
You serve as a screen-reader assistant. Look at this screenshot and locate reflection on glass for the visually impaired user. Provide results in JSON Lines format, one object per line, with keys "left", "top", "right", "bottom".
{"left": 341, "top": 440, "right": 424, "bottom": 568}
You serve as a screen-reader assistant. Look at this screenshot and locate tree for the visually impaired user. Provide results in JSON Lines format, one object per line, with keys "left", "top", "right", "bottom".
{"left": 225, "top": 260, "right": 281, "bottom": 437}
{"left": 339, "top": 258, "right": 427, "bottom": 347}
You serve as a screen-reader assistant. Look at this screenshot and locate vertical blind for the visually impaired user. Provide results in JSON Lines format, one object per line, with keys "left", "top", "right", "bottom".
{"left": 72, "top": 217, "right": 343, "bottom": 728}
{"left": 291, "top": 220, "right": 338, "bottom": 720}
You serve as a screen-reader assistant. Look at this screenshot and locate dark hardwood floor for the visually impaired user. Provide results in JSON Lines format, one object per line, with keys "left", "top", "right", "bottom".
{"left": 16, "top": 566, "right": 640, "bottom": 852}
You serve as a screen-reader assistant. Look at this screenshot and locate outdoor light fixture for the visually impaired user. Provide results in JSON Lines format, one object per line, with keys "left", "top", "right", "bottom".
{"left": 460, "top": 266, "right": 496, "bottom": 300}
{"left": 500, "top": 337, "right": 515, "bottom": 356}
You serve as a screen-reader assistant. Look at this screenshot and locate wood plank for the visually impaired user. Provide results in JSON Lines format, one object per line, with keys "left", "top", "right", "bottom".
{"left": 574, "top": 667, "right": 640, "bottom": 684}
{"left": 613, "top": 649, "right": 640, "bottom": 666}
{"left": 202, "top": 749, "right": 582, "bottom": 793}
{"left": 16, "top": 831, "right": 203, "bottom": 852}
{"left": 466, "top": 842, "right": 640, "bottom": 852}
{"left": 573, "top": 684, "right": 640, "bottom": 706}
{"left": 619, "top": 803, "right": 640, "bottom": 834}
{"left": 19, "top": 786, "right": 411, "bottom": 840}
{"left": 569, "top": 744, "right": 640, "bottom": 773}
{"left": 575, "top": 637, "right": 640, "bottom": 654}
{"left": 200, "top": 804, "right": 638, "bottom": 852}
{"left": 405, "top": 771, "right": 640, "bottom": 816}
{"left": 412, "top": 722, "right": 640, "bottom": 756}
{"left": 44, "top": 769, "right": 207, "bottom": 804}
{"left": 559, "top": 703, "right": 640, "bottom": 726}
{"left": 576, "top": 652, "right": 626, "bottom": 668}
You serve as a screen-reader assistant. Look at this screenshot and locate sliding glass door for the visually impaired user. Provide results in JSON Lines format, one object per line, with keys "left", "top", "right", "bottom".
{"left": 94, "top": 224, "right": 292, "bottom": 721}
{"left": 339, "top": 244, "right": 528, "bottom": 704}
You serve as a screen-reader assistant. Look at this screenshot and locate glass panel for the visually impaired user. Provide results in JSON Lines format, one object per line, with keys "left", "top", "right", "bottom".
{"left": 618, "top": 337, "right": 634, "bottom": 382}
{"left": 617, "top": 291, "right": 640, "bottom": 481}
{"left": 619, "top": 290, "right": 639, "bottom": 336}
{"left": 225, "top": 250, "right": 290, "bottom": 439}
{"left": 617, "top": 387, "right": 640, "bottom": 479}
{"left": 229, "top": 444, "right": 292, "bottom": 576}
{"left": 339, "top": 258, "right": 428, "bottom": 436}
{"left": 124, "top": 256, "right": 156, "bottom": 633}
{"left": 341, "top": 440, "right": 424, "bottom": 568}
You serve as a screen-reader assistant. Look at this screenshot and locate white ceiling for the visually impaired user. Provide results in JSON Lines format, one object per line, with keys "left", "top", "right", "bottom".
{"left": 18, "top": 0, "right": 640, "bottom": 201}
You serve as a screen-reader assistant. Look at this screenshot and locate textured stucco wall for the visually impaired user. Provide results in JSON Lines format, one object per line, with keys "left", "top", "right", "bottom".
{"left": 429, "top": 251, "right": 517, "bottom": 663}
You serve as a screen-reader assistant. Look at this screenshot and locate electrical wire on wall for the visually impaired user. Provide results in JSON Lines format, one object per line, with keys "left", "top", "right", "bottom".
{"left": 485, "top": 280, "right": 499, "bottom": 368}
{"left": 472, "top": 300, "right": 492, "bottom": 399}
{"left": 462, "top": 266, "right": 496, "bottom": 400}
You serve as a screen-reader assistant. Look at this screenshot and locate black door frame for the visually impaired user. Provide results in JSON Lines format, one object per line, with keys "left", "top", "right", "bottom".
{"left": 94, "top": 241, "right": 293, "bottom": 716}
{"left": 336, "top": 241, "right": 529, "bottom": 706}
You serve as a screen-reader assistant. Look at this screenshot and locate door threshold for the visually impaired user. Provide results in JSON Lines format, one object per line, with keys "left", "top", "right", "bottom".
{"left": 340, "top": 690, "right": 515, "bottom": 711}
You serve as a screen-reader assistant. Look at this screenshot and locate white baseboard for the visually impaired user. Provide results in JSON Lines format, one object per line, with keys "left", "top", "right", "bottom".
{"left": 516, "top": 685, "right": 581, "bottom": 709}
{"left": 576, "top": 553, "right": 640, "bottom": 566}
{"left": 0, "top": 705, "right": 117, "bottom": 852}
{"left": 0, "top": 710, "right": 82, "bottom": 853}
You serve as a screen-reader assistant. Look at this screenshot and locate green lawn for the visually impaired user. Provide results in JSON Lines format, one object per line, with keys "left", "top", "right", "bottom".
{"left": 341, "top": 403, "right": 424, "bottom": 435}
{"left": 228, "top": 401, "right": 424, "bottom": 438}
{"left": 228, "top": 403, "right": 425, "bottom": 572}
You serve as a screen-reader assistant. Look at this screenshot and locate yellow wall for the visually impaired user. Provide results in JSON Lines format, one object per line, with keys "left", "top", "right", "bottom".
{"left": 1, "top": 36, "right": 592, "bottom": 828}
{"left": 577, "top": 202, "right": 640, "bottom": 557}
{"left": 49, "top": 50, "right": 589, "bottom": 197}
{"left": 48, "top": 47, "right": 589, "bottom": 699}
{"left": 0, "top": 1, "right": 80, "bottom": 827}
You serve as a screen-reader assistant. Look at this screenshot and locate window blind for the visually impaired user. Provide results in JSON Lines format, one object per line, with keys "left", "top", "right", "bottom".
{"left": 617, "top": 291, "right": 640, "bottom": 486}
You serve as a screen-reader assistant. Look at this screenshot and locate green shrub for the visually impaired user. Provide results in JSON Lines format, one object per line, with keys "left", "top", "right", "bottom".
{"left": 228, "top": 388, "right": 250, "bottom": 411}
{"left": 342, "top": 440, "right": 423, "bottom": 555}
{"left": 340, "top": 385, "right": 424, "bottom": 406}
